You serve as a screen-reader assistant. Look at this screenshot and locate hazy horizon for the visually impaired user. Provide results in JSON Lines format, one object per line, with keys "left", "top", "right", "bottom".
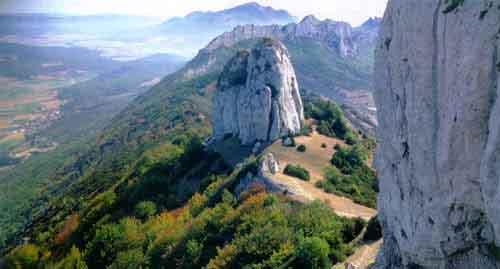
{"left": 0, "top": 0, "right": 388, "bottom": 26}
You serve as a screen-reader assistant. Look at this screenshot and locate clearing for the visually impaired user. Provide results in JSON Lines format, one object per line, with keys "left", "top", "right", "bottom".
{"left": 263, "top": 130, "right": 380, "bottom": 268}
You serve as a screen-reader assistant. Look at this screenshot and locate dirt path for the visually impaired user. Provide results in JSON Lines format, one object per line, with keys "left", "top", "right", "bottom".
{"left": 263, "top": 130, "right": 377, "bottom": 220}
{"left": 333, "top": 240, "right": 382, "bottom": 269}
{"left": 269, "top": 172, "right": 377, "bottom": 220}
{"left": 262, "top": 130, "right": 381, "bottom": 267}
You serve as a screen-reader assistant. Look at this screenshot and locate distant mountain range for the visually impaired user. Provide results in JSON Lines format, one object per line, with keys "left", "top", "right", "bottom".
{"left": 159, "top": 2, "right": 296, "bottom": 35}
{"left": 149, "top": 2, "right": 297, "bottom": 56}
{"left": 0, "top": 3, "right": 298, "bottom": 58}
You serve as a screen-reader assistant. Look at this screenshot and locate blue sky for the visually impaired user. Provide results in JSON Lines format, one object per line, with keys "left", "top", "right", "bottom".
{"left": 0, "top": 0, "right": 388, "bottom": 26}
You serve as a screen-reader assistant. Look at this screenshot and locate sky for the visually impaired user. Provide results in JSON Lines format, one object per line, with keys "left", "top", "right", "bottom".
{"left": 0, "top": 0, "right": 388, "bottom": 26}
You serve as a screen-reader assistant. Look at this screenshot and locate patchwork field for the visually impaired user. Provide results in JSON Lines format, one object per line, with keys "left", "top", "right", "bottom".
{"left": 0, "top": 72, "right": 94, "bottom": 164}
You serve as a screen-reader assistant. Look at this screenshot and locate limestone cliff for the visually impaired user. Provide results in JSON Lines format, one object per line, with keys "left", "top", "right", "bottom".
{"left": 213, "top": 38, "right": 304, "bottom": 145}
{"left": 374, "top": 0, "right": 500, "bottom": 268}
{"left": 204, "top": 15, "right": 379, "bottom": 58}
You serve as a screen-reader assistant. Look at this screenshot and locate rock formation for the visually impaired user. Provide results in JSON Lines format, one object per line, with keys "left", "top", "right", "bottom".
{"left": 235, "top": 152, "right": 304, "bottom": 198}
{"left": 212, "top": 38, "right": 304, "bottom": 145}
{"left": 374, "top": 0, "right": 500, "bottom": 268}
{"left": 204, "top": 15, "right": 379, "bottom": 58}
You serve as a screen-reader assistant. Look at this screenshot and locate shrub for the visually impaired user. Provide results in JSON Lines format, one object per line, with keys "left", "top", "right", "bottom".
{"left": 108, "top": 249, "right": 148, "bottom": 269}
{"left": 331, "top": 145, "right": 368, "bottom": 174}
{"left": 300, "top": 123, "right": 313, "bottom": 136}
{"left": 51, "top": 246, "right": 88, "bottom": 269}
{"left": 85, "top": 218, "right": 145, "bottom": 268}
{"left": 331, "top": 118, "right": 349, "bottom": 139}
{"left": 345, "top": 131, "right": 358, "bottom": 145}
{"left": 319, "top": 151, "right": 378, "bottom": 208}
{"left": 5, "top": 244, "right": 41, "bottom": 269}
{"left": 296, "top": 237, "right": 331, "bottom": 269}
{"left": 443, "top": 0, "right": 465, "bottom": 13}
{"left": 134, "top": 201, "right": 157, "bottom": 220}
{"left": 297, "top": 144, "right": 307, "bottom": 152}
{"left": 284, "top": 164, "right": 310, "bottom": 181}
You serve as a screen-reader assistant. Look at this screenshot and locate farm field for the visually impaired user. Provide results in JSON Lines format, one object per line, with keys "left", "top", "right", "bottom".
{"left": 0, "top": 72, "right": 95, "bottom": 165}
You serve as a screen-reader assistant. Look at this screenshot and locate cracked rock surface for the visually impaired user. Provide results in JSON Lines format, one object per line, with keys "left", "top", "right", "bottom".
{"left": 374, "top": 0, "right": 500, "bottom": 268}
{"left": 213, "top": 38, "right": 303, "bottom": 145}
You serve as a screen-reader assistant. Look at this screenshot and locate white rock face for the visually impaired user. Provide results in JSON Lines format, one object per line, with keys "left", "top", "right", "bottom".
{"left": 204, "top": 15, "right": 371, "bottom": 58}
{"left": 260, "top": 153, "right": 280, "bottom": 175}
{"left": 374, "top": 1, "right": 500, "bottom": 268}
{"left": 213, "top": 39, "right": 304, "bottom": 145}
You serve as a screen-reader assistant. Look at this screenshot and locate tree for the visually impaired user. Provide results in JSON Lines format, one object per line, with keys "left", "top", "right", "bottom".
{"left": 296, "top": 237, "right": 331, "bottom": 269}
{"left": 108, "top": 249, "right": 148, "bottom": 269}
{"left": 52, "top": 246, "right": 88, "bottom": 269}
{"left": 5, "top": 244, "right": 41, "bottom": 269}
{"left": 134, "top": 201, "right": 157, "bottom": 220}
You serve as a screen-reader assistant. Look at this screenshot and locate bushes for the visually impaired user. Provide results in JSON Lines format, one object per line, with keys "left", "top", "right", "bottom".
{"left": 134, "top": 201, "right": 157, "bottom": 220}
{"left": 315, "top": 145, "right": 378, "bottom": 208}
{"left": 297, "top": 144, "right": 307, "bottom": 152}
{"left": 304, "top": 98, "right": 359, "bottom": 142}
{"left": 331, "top": 144, "right": 368, "bottom": 174}
{"left": 300, "top": 123, "right": 313, "bottom": 136}
{"left": 11, "top": 190, "right": 361, "bottom": 269}
{"left": 296, "top": 237, "right": 331, "bottom": 269}
{"left": 51, "top": 246, "right": 88, "bottom": 269}
{"left": 284, "top": 164, "right": 311, "bottom": 181}
{"left": 443, "top": 0, "right": 465, "bottom": 13}
{"left": 5, "top": 244, "right": 42, "bottom": 269}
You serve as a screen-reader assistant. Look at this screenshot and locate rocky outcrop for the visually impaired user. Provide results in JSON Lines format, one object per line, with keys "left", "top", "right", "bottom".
{"left": 212, "top": 38, "right": 304, "bottom": 145}
{"left": 235, "top": 153, "right": 283, "bottom": 196}
{"left": 204, "top": 15, "right": 379, "bottom": 58}
{"left": 374, "top": 1, "right": 500, "bottom": 268}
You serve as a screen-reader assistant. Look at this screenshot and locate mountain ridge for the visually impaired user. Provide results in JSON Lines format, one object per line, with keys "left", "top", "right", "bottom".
{"left": 202, "top": 14, "right": 372, "bottom": 57}
{"left": 159, "top": 2, "right": 296, "bottom": 35}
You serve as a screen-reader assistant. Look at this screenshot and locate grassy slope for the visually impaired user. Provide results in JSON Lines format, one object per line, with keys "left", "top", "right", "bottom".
{"left": 0, "top": 54, "right": 185, "bottom": 248}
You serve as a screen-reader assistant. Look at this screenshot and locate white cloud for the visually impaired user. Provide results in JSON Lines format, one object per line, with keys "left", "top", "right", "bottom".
{"left": 2, "top": 0, "right": 388, "bottom": 26}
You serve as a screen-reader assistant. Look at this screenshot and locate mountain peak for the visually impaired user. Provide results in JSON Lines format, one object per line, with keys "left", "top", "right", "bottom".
{"left": 159, "top": 2, "right": 295, "bottom": 37}
{"left": 236, "top": 2, "right": 261, "bottom": 8}
{"left": 360, "top": 17, "right": 382, "bottom": 28}
{"left": 300, "top": 15, "right": 320, "bottom": 24}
